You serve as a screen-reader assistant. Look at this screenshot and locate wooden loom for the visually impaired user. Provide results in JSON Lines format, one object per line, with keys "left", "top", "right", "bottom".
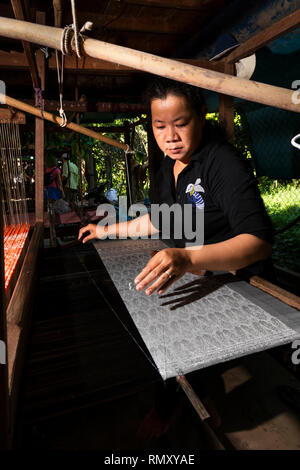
{"left": 0, "top": 108, "right": 42, "bottom": 449}
{"left": 0, "top": 11, "right": 299, "bottom": 450}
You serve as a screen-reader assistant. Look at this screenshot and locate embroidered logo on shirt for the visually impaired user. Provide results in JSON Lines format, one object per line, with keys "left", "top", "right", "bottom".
{"left": 186, "top": 178, "right": 205, "bottom": 210}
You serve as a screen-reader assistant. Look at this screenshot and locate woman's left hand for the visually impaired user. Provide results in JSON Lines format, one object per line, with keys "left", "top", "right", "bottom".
{"left": 134, "top": 248, "right": 191, "bottom": 296}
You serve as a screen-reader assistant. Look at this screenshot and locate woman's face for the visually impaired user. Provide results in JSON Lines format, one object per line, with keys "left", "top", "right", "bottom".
{"left": 151, "top": 93, "right": 205, "bottom": 164}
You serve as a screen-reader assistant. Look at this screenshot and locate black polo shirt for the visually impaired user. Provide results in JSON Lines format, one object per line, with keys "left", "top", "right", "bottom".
{"left": 151, "top": 122, "right": 275, "bottom": 279}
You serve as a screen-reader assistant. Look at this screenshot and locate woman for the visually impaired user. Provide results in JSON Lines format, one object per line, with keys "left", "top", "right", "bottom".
{"left": 79, "top": 78, "right": 275, "bottom": 437}
{"left": 44, "top": 155, "right": 64, "bottom": 202}
{"left": 79, "top": 78, "right": 274, "bottom": 290}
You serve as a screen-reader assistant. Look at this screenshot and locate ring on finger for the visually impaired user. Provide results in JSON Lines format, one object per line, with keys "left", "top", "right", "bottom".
{"left": 165, "top": 270, "right": 173, "bottom": 280}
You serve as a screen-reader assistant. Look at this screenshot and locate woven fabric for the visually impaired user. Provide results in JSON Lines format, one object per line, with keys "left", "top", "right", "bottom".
{"left": 94, "top": 239, "right": 300, "bottom": 380}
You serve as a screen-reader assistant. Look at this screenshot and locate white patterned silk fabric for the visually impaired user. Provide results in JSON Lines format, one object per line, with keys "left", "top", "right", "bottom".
{"left": 94, "top": 239, "right": 299, "bottom": 380}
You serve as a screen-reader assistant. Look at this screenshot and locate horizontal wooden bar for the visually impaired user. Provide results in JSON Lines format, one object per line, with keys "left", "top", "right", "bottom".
{"left": 225, "top": 9, "right": 300, "bottom": 64}
{"left": 0, "top": 17, "right": 299, "bottom": 113}
{"left": 17, "top": 99, "right": 147, "bottom": 115}
{"left": 250, "top": 275, "right": 300, "bottom": 311}
{"left": 0, "top": 50, "right": 227, "bottom": 74}
{"left": 22, "top": 99, "right": 87, "bottom": 113}
{"left": 0, "top": 108, "right": 25, "bottom": 124}
{"left": 0, "top": 93, "right": 128, "bottom": 151}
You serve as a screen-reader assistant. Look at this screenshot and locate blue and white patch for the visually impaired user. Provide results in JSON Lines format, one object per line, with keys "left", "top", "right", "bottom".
{"left": 186, "top": 178, "right": 205, "bottom": 210}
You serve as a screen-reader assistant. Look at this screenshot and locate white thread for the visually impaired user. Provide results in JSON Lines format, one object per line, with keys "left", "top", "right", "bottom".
{"left": 60, "top": 2, "right": 93, "bottom": 57}
{"left": 291, "top": 133, "right": 300, "bottom": 150}
{"left": 55, "top": 50, "right": 68, "bottom": 127}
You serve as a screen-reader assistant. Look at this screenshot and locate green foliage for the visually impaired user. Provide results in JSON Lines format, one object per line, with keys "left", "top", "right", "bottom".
{"left": 91, "top": 118, "right": 149, "bottom": 197}
{"left": 260, "top": 179, "right": 300, "bottom": 272}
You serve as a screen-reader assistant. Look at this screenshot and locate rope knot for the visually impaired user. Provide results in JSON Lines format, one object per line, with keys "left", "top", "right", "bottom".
{"left": 34, "top": 87, "right": 44, "bottom": 119}
{"left": 61, "top": 1, "right": 93, "bottom": 58}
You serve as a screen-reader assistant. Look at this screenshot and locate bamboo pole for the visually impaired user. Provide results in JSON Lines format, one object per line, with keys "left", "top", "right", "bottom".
{"left": 0, "top": 17, "right": 299, "bottom": 113}
{"left": 0, "top": 93, "right": 127, "bottom": 151}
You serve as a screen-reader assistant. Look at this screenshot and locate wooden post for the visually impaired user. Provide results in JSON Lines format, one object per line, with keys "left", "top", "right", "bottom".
{"left": 219, "top": 63, "right": 235, "bottom": 144}
{"left": 0, "top": 164, "right": 9, "bottom": 450}
{"left": 34, "top": 12, "right": 46, "bottom": 224}
{"left": 147, "top": 119, "right": 164, "bottom": 203}
{"left": 124, "top": 121, "right": 132, "bottom": 208}
{"left": 75, "top": 84, "right": 83, "bottom": 220}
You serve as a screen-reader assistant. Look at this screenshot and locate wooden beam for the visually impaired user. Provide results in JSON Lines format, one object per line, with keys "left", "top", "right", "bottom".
{"left": 22, "top": 98, "right": 87, "bottom": 113}
{"left": 10, "top": 0, "right": 40, "bottom": 89}
{"left": 0, "top": 17, "right": 299, "bottom": 113}
{"left": 0, "top": 51, "right": 227, "bottom": 74}
{"left": 225, "top": 9, "right": 300, "bottom": 64}
{"left": 0, "top": 108, "right": 25, "bottom": 124}
{"left": 0, "top": 93, "right": 128, "bottom": 151}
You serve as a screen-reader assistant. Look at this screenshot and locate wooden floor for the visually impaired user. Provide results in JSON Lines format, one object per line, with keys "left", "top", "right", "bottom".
{"left": 13, "top": 240, "right": 211, "bottom": 450}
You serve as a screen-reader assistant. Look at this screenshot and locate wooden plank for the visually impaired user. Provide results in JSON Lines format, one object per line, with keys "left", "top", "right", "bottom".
{"left": 225, "top": 9, "right": 300, "bottom": 64}
{"left": 218, "top": 63, "right": 235, "bottom": 144}
{"left": 0, "top": 108, "right": 25, "bottom": 124}
{"left": 1, "top": 18, "right": 299, "bottom": 113}
{"left": 250, "top": 275, "right": 300, "bottom": 311}
{"left": 10, "top": 0, "right": 40, "bottom": 88}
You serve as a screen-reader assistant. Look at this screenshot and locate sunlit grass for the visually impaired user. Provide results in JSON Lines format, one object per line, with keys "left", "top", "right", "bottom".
{"left": 260, "top": 182, "right": 300, "bottom": 272}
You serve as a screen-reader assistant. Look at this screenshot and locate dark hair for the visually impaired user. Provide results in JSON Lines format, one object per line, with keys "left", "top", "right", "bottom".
{"left": 144, "top": 77, "right": 206, "bottom": 117}
{"left": 45, "top": 155, "right": 57, "bottom": 168}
